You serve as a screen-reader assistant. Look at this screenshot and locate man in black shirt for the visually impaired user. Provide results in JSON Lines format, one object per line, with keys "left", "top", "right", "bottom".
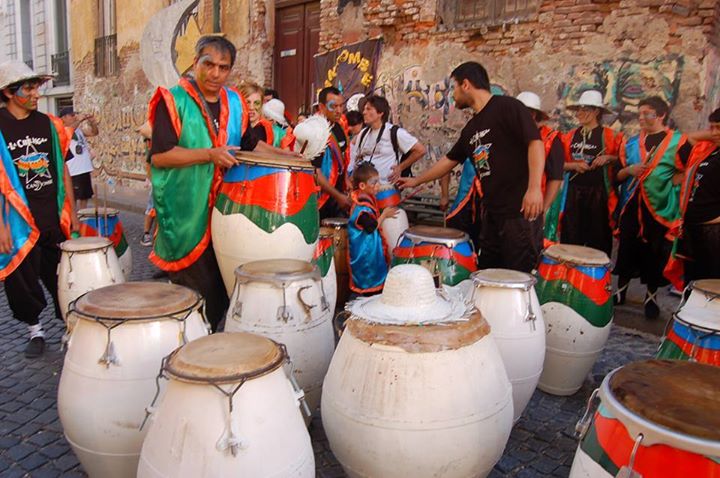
{"left": 0, "top": 60, "right": 79, "bottom": 357}
{"left": 399, "top": 62, "right": 545, "bottom": 273}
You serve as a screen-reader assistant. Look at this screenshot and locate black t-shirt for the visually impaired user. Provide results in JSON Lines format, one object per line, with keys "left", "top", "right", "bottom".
{"left": 643, "top": 130, "right": 690, "bottom": 166}
{"left": 0, "top": 108, "right": 59, "bottom": 231}
{"left": 447, "top": 95, "right": 541, "bottom": 217}
{"left": 685, "top": 147, "right": 720, "bottom": 225}
{"left": 546, "top": 135, "right": 564, "bottom": 181}
{"left": 311, "top": 122, "right": 348, "bottom": 169}
{"left": 150, "top": 99, "right": 258, "bottom": 156}
{"left": 252, "top": 123, "right": 267, "bottom": 143}
{"left": 568, "top": 126, "right": 605, "bottom": 187}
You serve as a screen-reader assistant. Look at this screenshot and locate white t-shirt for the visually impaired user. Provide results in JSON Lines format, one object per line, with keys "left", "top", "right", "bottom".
{"left": 348, "top": 122, "right": 418, "bottom": 184}
{"left": 66, "top": 128, "right": 94, "bottom": 176}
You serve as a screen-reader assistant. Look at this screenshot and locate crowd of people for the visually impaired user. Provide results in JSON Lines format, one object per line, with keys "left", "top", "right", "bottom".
{"left": 1, "top": 33, "right": 719, "bottom": 357}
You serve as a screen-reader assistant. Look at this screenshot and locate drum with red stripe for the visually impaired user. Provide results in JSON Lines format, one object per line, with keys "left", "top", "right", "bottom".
{"left": 657, "top": 306, "right": 720, "bottom": 366}
{"left": 314, "top": 227, "right": 337, "bottom": 313}
{"left": 212, "top": 152, "right": 319, "bottom": 294}
{"left": 535, "top": 244, "right": 613, "bottom": 396}
{"left": 571, "top": 360, "right": 720, "bottom": 477}
{"left": 392, "top": 226, "right": 477, "bottom": 286}
{"left": 377, "top": 184, "right": 408, "bottom": 250}
{"left": 77, "top": 207, "right": 132, "bottom": 280}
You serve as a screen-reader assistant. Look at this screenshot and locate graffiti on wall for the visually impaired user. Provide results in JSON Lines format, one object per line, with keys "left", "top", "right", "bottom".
{"left": 556, "top": 55, "right": 684, "bottom": 134}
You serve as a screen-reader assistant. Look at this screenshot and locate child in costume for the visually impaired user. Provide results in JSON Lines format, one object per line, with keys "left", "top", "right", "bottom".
{"left": 348, "top": 162, "right": 398, "bottom": 295}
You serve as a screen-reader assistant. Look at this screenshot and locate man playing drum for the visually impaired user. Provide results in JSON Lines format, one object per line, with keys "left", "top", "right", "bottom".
{"left": 0, "top": 60, "right": 79, "bottom": 357}
{"left": 399, "top": 62, "right": 545, "bottom": 273}
{"left": 148, "top": 36, "right": 293, "bottom": 331}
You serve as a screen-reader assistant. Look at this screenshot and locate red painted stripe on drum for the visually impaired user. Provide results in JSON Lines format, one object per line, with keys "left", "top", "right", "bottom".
{"left": 537, "top": 261, "right": 611, "bottom": 305}
{"left": 392, "top": 244, "right": 477, "bottom": 273}
{"left": 314, "top": 236, "right": 334, "bottom": 260}
{"left": 665, "top": 328, "right": 720, "bottom": 366}
{"left": 218, "top": 171, "right": 317, "bottom": 216}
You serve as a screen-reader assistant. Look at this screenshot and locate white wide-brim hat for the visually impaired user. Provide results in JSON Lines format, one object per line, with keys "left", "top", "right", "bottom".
{"left": 516, "top": 91, "right": 549, "bottom": 121}
{"left": 262, "top": 98, "right": 288, "bottom": 126}
{"left": 567, "top": 89, "right": 612, "bottom": 115}
{"left": 347, "top": 264, "right": 472, "bottom": 325}
{"left": 0, "top": 60, "right": 53, "bottom": 91}
{"left": 346, "top": 93, "right": 365, "bottom": 112}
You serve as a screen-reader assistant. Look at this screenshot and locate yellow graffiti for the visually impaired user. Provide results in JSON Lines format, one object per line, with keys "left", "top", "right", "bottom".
{"left": 174, "top": 15, "right": 202, "bottom": 76}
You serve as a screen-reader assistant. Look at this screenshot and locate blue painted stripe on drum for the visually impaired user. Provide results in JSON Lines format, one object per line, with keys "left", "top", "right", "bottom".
{"left": 395, "top": 238, "right": 474, "bottom": 257}
{"left": 223, "top": 163, "right": 314, "bottom": 183}
{"left": 672, "top": 321, "right": 720, "bottom": 350}
{"left": 376, "top": 188, "right": 400, "bottom": 200}
{"left": 540, "top": 256, "right": 609, "bottom": 280}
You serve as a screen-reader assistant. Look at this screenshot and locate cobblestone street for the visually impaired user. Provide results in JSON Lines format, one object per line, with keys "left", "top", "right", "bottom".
{"left": 0, "top": 210, "right": 666, "bottom": 478}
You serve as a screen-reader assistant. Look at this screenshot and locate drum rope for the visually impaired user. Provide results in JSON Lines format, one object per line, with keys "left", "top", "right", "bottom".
{"left": 211, "top": 380, "right": 248, "bottom": 456}
{"left": 140, "top": 354, "right": 170, "bottom": 431}
{"left": 97, "top": 320, "right": 124, "bottom": 367}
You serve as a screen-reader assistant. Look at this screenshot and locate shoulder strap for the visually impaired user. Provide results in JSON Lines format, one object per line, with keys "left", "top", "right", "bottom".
{"left": 358, "top": 126, "right": 371, "bottom": 152}
{"left": 390, "top": 124, "right": 401, "bottom": 163}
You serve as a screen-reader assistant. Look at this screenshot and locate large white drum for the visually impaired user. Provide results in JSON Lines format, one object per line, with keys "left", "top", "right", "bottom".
{"left": 471, "top": 268, "right": 545, "bottom": 422}
{"left": 224, "top": 259, "right": 334, "bottom": 416}
{"left": 211, "top": 152, "right": 320, "bottom": 295}
{"left": 680, "top": 279, "right": 720, "bottom": 313}
{"left": 58, "top": 282, "right": 209, "bottom": 478}
{"left": 380, "top": 207, "right": 409, "bottom": 251}
{"left": 315, "top": 227, "right": 337, "bottom": 313}
{"left": 570, "top": 360, "right": 720, "bottom": 477}
{"left": 138, "top": 333, "right": 315, "bottom": 478}
{"left": 322, "top": 265, "right": 513, "bottom": 478}
{"left": 77, "top": 207, "right": 133, "bottom": 280}
{"left": 58, "top": 237, "right": 124, "bottom": 325}
{"left": 535, "top": 245, "right": 613, "bottom": 396}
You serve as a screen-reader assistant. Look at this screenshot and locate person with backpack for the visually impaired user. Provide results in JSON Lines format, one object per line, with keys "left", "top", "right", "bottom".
{"left": 349, "top": 95, "right": 426, "bottom": 209}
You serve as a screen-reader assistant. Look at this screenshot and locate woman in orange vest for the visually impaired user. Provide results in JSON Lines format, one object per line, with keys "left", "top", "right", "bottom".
{"left": 240, "top": 82, "right": 274, "bottom": 144}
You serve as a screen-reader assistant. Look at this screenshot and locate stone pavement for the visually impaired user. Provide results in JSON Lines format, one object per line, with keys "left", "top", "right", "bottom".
{"left": 0, "top": 210, "right": 670, "bottom": 477}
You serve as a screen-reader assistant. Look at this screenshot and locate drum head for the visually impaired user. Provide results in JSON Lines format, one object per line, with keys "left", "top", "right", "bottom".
{"left": 609, "top": 360, "right": 720, "bottom": 441}
{"left": 165, "top": 332, "right": 285, "bottom": 384}
{"left": 235, "top": 259, "right": 318, "bottom": 283}
{"left": 234, "top": 151, "right": 314, "bottom": 170}
{"left": 675, "top": 306, "right": 720, "bottom": 331}
{"left": 403, "top": 226, "right": 469, "bottom": 248}
{"left": 319, "top": 226, "right": 335, "bottom": 238}
{"left": 60, "top": 237, "right": 113, "bottom": 252}
{"left": 471, "top": 268, "right": 536, "bottom": 289}
{"left": 691, "top": 279, "right": 720, "bottom": 298}
{"left": 74, "top": 282, "right": 201, "bottom": 320}
{"left": 321, "top": 217, "right": 348, "bottom": 228}
{"left": 544, "top": 244, "right": 609, "bottom": 266}
{"left": 77, "top": 207, "right": 120, "bottom": 217}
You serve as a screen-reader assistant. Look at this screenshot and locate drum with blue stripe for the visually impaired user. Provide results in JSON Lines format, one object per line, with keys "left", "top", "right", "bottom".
{"left": 657, "top": 306, "right": 720, "bottom": 366}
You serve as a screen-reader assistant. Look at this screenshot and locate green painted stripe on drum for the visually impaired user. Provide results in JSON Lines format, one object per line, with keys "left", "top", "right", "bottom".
{"left": 115, "top": 234, "right": 128, "bottom": 256}
{"left": 535, "top": 278, "right": 612, "bottom": 328}
{"left": 214, "top": 192, "right": 320, "bottom": 244}
{"left": 579, "top": 418, "right": 621, "bottom": 476}
{"left": 391, "top": 257, "right": 471, "bottom": 286}
{"left": 656, "top": 339, "right": 691, "bottom": 361}
{"left": 315, "top": 249, "right": 333, "bottom": 277}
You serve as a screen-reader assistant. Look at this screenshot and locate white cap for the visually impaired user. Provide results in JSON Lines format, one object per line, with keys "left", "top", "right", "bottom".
{"left": 0, "top": 60, "right": 53, "bottom": 90}
{"left": 568, "top": 90, "right": 611, "bottom": 115}
{"left": 516, "top": 91, "right": 548, "bottom": 120}
{"left": 261, "top": 98, "right": 288, "bottom": 126}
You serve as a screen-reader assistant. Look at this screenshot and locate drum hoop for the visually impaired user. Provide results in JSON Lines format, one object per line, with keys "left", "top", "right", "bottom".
{"left": 402, "top": 232, "right": 468, "bottom": 249}
{"left": 233, "top": 152, "right": 314, "bottom": 171}
{"left": 234, "top": 268, "right": 322, "bottom": 286}
{"left": 321, "top": 218, "right": 348, "bottom": 228}
{"left": 542, "top": 250, "right": 612, "bottom": 270}
{"left": 69, "top": 292, "right": 203, "bottom": 323}
{"left": 672, "top": 311, "right": 720, "bottom": 335}
{"left": 163, "top": 338, "right": 287, "bottom": 384}
{"left": 471, "top": 270, "right": 536, "bottom": 290}
{"left": 689, "top": 280, "right": 720, "bottom": 301}
{"left": 61, "top": 243, "right": 113, "bottom": 254}
{"left": 600, "top": 366, "right": 720, "bottom": 455}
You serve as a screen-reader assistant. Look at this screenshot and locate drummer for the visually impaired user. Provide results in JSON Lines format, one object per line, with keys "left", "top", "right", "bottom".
{"left": 149, "top": 35, "right": 295, "bottom": 331}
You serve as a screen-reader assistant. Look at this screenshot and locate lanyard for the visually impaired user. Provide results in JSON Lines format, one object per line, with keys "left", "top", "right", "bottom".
{"left": 188, "top": 79, "right": 219, "bottom": 136}
{"left": 359, "top": 122, "right": 387, "bottom": 165}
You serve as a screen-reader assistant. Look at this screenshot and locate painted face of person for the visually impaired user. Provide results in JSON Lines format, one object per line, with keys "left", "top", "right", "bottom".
{"left": 359, "top": 174, "right": 381, "bottom": 195}
{"left": 574, "top": 106, "right": 600, "bottom": 127}
{"left": 247, "top": 92, "right": 262, "bottom": 125}
{"left": 322, "top": 93, "right": 345, "bottom": 123}
{"left": 10, "top": 82, "right": 42, "bottom": 112}
{"left": 638, "top": 105, "right": 665, "bottom": 133}
{"left": 362, "top": 103, "right": 382, "bottom": 126}
{"left": 193, "top": 46, "right": 232, "bottom": 98}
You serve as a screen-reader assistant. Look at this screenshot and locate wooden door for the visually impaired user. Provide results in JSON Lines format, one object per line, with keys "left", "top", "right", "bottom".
{"left": 274, "top": 1, "right": 321, "bottom": 120}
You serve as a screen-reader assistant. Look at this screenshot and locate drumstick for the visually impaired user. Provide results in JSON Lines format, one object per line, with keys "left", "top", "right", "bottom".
{"left": 103, "top": 182, "right": 108, "bottom": 237}
{"left": 93, "top": 183, "right": 99, "bottom": 231}
{"left": 569, "top": 148, "right": 606, "bottom": 182}
{"left": 397, "top": 185, "right": 429, "bottom": 206}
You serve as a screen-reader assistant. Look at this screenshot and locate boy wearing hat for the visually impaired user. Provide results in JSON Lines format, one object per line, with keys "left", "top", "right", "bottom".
{"left": 60, "top": 107, "right": 99, "bottom": 210}
{"left": 0, "top": 60, "right": 79, "bottom": 357}
{"left": 561, "top": 90, "right": 623, "bottom": 256}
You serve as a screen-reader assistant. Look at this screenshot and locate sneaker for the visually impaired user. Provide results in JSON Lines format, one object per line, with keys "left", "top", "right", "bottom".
{"left": 140, "top": 232, "right": 152, "bottom": 246}
{"left": 24, "top": 336, "right": 45, "bottom": 358}
{"left": 668, "top": 286, "right": 683, "bottom": 297}
{"left": 644, "top": 297, "right": 660, "bottom": 320}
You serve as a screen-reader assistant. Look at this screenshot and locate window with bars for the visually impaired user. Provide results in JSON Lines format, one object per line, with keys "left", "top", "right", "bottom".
{"left": 94, "top": 0, "right": 118, "bottom": 77}
{"left": 441, "top": 0, "right": 540, "bottom": 28}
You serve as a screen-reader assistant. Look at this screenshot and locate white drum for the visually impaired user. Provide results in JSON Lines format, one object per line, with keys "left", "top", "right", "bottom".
{"left": 322, "top": 265, "right": 513, "bottom": 478}
{"left": 58, "top": 282, "right": 209, "bottom": 478}
{"left": 315, "top": 227, "right": 338, "bottom": 313}
{"left": 138, "top": 333, "right": 315, "bottom": 478}
{"left": 77, "top": 207, "right": 133, "bottom": 280}
{"left": 58, "top": 237, "right": 124, "bottom": 325}
{"left": 681, "top": 279, "right": 720, "bottom": 313}
{"left": 535, "top": 244, "right": 613, "bottom": 396}
{"left": 224, "top": 259, "right": 334, "bottom": 416}
{"left": 471, "top": 269, "right": 545, "bottom": 422}
{"left": 380, "top": 207, "right": 409, "bottom": 251}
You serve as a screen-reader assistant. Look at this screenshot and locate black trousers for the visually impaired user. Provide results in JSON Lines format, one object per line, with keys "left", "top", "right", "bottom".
{"left": 683, "top": 222, "right": 720, "bottom": 282}
{"left": 447, "top": 194, "right": 482, "bottom": 252}
{"left": 4, "top": 229, "right": 64, "bottom": 326}
{"left": 561, "top": 184, "right": 613, "bottom": 257}
{"left": 477, "top": 208, "right": 543, "bottom": 273}
{"left": 168, "top": 245, "right": 228, "bottom": 332}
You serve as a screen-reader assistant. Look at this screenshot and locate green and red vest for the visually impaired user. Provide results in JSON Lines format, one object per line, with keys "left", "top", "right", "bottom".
{"left": 147, "top": 78, "right": 248, "bottom": 271}
{"left": 540, "top": 125, "right": 562, "bottom": 245}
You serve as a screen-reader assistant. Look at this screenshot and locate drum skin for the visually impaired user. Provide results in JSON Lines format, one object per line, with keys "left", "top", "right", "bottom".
{"left": 137, "top": 368, "right": 314, "bottom": 478}
{"left": 57, "top": 285, "right": 208, "bottom": 478}
{"left": 380, "top": 208, "right": 409, "bottom": 252}
{"left": 321, "top": 314, "right": 513, "bottom": 478}
{"left": 77, "top": 208, "right": 133, "bottom": 280}
{"left": 684, "top": 279, "right": 720, "bottom": 313}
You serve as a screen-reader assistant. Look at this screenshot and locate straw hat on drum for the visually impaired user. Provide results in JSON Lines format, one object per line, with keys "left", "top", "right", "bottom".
{"left": 262, "top": 99, "right": 288, "bottom": 126}
{"left": 0, "top": 60, "right": 53, "bottom": 91}
{"left": 347, "top": 264, "right": 471, "bottom": 325}
{"left": 516, "top": 91, "right": 549, "bottom": 121}
{"left": 293, "top": 114, "right": 332, "bottom": 161}
{"left": 567, "top": 90, "right": 612, "bottom": 115}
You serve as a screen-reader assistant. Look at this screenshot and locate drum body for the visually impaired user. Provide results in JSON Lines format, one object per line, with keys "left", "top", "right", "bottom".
{"left": 224, "top": 260, "right": 334, "bottom": 415}
{"left": 535, "top": 245, "right": 613, "bottom": 396}
{"left": 57, "top": 237, "right": 124, "bottom": 324}
{"left": 393, "top": 226, "right": 477, "bottom": 286}
{"left": 471, "top": 269, "right": 545, "bottom": 422}
{"left": 314, "top": 227, "right": 337, "bottom": 313}
{"left": 322, "top": 313, "right": 513, "bottom": 478}
{"left": 570, "top": 360, "right": 720, "bottom": 477}
{"left": 657, "top": 306, "right": 720, "bottom": 365}
{"left": 138, "top": 333, "right": 314, "bottom": 478}
{"left": 322, "top": 218, "right": 349, "bottom": 309}
{"left": 77, "top": 207, "right": 133, "bottom": 280}
{"left": 380, "top": 207, "right": 409, "bottom": 251}
{"left": 212, "top": 155, "right": 319, "bottom": 294}
{"left": 683, "top": 279, "right": 720, "bottom": 313}
{"left": 57, "top": 283, "right": 208, "bottom": 478}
